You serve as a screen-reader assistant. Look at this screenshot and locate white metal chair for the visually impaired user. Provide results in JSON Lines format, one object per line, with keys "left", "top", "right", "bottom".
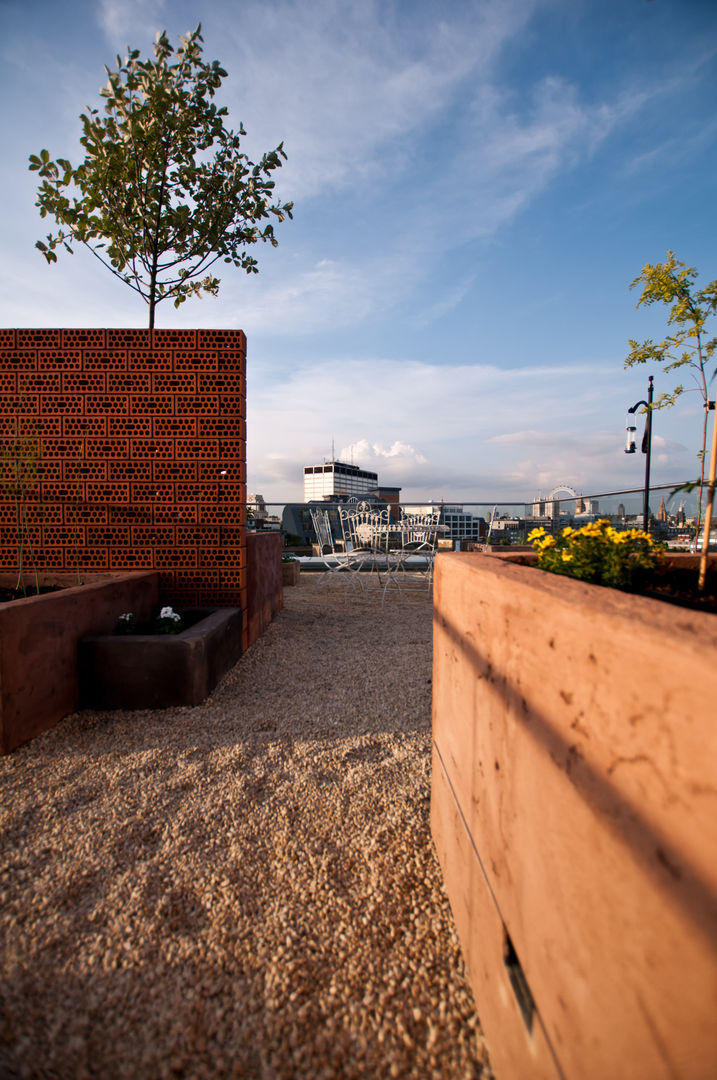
{"left": 337, "top": 503, "right": 390, "bottom": 590}
{"left": 382, "top": 510, "right": 442, "bottom": 601}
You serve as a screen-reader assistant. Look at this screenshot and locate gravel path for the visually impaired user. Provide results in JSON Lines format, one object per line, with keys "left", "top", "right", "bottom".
{"left": 0, "top": 576, "right": 492, "bottom": 1079}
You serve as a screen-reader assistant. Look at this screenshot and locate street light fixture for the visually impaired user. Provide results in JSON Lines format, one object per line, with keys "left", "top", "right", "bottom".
{"left": 625, "top": 375, "right": 654, "bottom": 533}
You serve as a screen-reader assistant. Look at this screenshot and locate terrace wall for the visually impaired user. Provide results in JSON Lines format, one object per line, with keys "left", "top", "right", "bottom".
{"left": 0, "top": 328, "right": 247, "bottom": 612}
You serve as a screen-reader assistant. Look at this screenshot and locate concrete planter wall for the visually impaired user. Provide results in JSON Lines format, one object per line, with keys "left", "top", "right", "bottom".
{"left": 431, "top": 552, "right": 717, "bottom": 1080}
{"left": 0, "top": 571, "right": 158, "bottom": 754}
{"left": 245, "top": 532, "right": 283, "bottom": 649}
{"left": 79, "top": 607, "right": 242, "bottom": 709}
{"left": 282, "top": 560, "right": 300, "bottom": 586}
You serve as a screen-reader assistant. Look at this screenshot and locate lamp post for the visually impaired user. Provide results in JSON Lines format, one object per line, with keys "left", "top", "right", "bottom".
{"left": 625, "top": 375, "right": 653, "bottom": 533}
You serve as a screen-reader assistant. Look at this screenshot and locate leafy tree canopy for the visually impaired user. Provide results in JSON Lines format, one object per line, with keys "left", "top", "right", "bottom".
{"left": 625, "top": 251, "right": 717, "bottom": 530}
{"left": 29, "top": 25, "right": 293, "bottom": 326}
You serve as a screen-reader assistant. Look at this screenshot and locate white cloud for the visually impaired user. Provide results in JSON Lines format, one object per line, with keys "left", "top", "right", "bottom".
{"left": 97, "top": 0, "right": 168, "bottom": 43}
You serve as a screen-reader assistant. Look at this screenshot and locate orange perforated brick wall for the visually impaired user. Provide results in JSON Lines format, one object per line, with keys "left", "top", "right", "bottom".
{"left": 0, "top": 329, "right": 247, "bottom": 611}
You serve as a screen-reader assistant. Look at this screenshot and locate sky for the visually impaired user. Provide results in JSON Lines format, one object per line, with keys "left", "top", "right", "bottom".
{"left": 1, "top": 0, "right": 716, "bottom": 510}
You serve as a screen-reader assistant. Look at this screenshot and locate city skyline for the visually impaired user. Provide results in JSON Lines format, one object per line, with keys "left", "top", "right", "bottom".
{"left": 1, "top": 0, "right": 715, "bottom": 504}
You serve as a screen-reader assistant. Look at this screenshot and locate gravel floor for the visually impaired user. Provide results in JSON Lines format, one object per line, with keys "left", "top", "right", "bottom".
{"left": 0, "top": 575, "right": 492, "bottom": 1079}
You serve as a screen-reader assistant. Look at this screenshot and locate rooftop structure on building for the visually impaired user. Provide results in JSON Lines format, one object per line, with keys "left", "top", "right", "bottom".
{"left": 304, "top": 459, "right": 378, "bottom": 501}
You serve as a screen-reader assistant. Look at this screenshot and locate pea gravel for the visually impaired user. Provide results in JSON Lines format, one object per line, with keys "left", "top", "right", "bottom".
{"left": 0, "top": 576, "right": 492, "bottom": 1079}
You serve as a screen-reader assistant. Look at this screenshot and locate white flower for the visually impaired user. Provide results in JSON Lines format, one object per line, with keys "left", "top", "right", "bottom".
{"left": 118, "top": 612, "right": 134, "bottom": 621}
{"left": 159, "top": 606, "right": 181, "bottom": 621}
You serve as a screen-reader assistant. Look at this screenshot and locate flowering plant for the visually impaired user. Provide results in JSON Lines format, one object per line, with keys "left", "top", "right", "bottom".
{"left": 113, "top": 611, "right": 137, "bottom": 635}
{"left": 154, "top": 606, "right": 185, "bottom": 634}
{"left": 527, "top": 519, "right": 664, "bottom": 590}
{"left": 112, "top": 606, "right": 185, "bottom": 635}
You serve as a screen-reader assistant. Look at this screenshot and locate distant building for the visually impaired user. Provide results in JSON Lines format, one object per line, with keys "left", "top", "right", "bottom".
{"left": 303, "top": 460, "right": 378, "bottom": 501}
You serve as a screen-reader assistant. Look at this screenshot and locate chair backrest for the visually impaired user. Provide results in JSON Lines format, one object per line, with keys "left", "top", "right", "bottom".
{"left": 309, "top": 507, "right": 336, "bottom": 555}
{"left": 339, "top": 505, "right": 389, "bottom": 552}
{"left": 399, "top": 511, "right": 442, "bottom": 551}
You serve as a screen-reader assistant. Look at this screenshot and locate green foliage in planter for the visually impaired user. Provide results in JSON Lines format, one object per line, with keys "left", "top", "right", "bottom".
{"left": 528, "top": 519, "right": 663, "bottom": 590}
{"left": 281, "top": 554, "right": 298, "bottom": 562}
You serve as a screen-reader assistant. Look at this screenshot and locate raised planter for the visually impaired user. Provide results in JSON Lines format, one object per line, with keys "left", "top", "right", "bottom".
{"left": 0, "top": 571, "right": 158, "bottom": 754}
{"left": 431, "top": 552, "right": 717, "bottom": 1080}
{"left": 79, "top": 607, "right": 242, "bottom": 710}
{"left": 282, "top": 560, "right": 300, "bottom": 586}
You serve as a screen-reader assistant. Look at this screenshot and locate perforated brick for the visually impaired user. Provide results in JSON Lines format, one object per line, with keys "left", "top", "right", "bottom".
{"left": 4, "top": 393, "right": 39, "bottom": 416}
{"left": 196, "top": 330, "right": 246, "bottom": 348}
{"left": 107, "top": 417, "right": 152, "bottom": 437}
{"left": 106, "top": 372, "right": 152, "bottom": 395}
{"left": 2, "top": 351, "right": 38, "bottom": 370}
{"left": 109, "top": 548, "right": 153, "bottom": 569}
{"left": 127, "top": 350, "right": 172, "bottom": 371}
{"left": 198, "top": 372, "right": 245, "bottom": 394}
{"left": 216, "top": 350, "right": 247, "bottom": 371}
{"left": 130, "top": 482, "right": 174, "bottom": 503}
{"left": 198, "top": 461, "right": 245, "bottom": 483}
{"left": 82, "top": 349, "right": 127, "bottom": 371}
{"left": 108, "top": 505, "right": 153, "bottom": 524}
{"left": 17, "top": 330, "right": 61, "bottom": 348}
{"left": 0, "top": 374, "right": 17, "bottom": 394}
{"left": 63, "top": 460, "right": 107, "bottom": 482}
{"left": 42, "top": 525, "right": 85, "bottom": 546}
{"left": 131, "top": 525, "right": 176, "bottom": 546}
{"left": 40, "top": 483, "right": 73, "bottom": 502}
{"left": 175, "top": 438, "right": 218, "bottom": 459}
{"left": 85, "top": 394, "right": 129, "bottom": 416}
{"left": 174, "top": 395, "right": 220, "bottom": 416}
{"left": 153, "top": 417, "right": 197, "bottom": 438}
{"left": 106, "top": 329, "right": 151, "bottom": 349}
{"left": 201, "top": 416, "right": 243, "bottom": 437}
{"left": 108, "top": 460, "right": 152, "bottom": 482}
{"left": 62, "top": 329, "right": 106, "bottom": 349}
{"left": 18, "top": 372, "right": 62, "bottom": 394}
{"left": 154, "top": 547, "right": 198, "bottom": 569}
{"left": 33, "top": 548, "right": 66, "bottom": 569}
{"left": 40, "top": 395, "right": 83, "bottom": 416}
{"left": 86, "top": 482, "right": 130, "bottom": 504}
{"left": 87, "top": 525, "right": 131, "bottom": 546}
{"left": 198, "top": 546, "right": 242, "bottom": 568}
{"left": 129, "top": 438, "right": 174, "bottom": 459}
{"left": 86, "top": 438, "right": 129, "bottom": 458}
{"left": 37, "top": 461, "right": 63, "bottom": 482}
{"left": 152, "top": 504, "right": 197, "bottom": 524}
{"left": 176, "top": 525, "right": 221, "bottom": 545}
{"left": 131, "top": 396, "right": 173, "bottom": 415}
{"left": 174, "top": 350, "right": 218, "bottom": 371}
{"left": 152, "top": 329, "right": 198, "bottom": 348}
{"left": 0, "top": 330, "right": 16, "bottom": 348}
{"left": 217, "top": 525, "right": 245, "bottom": 544}
{"left": 63, "top": 416, "right": 107, "bottom": 437}
{"left": 153, "top": 461, "right": 197, "bottom": 482}
{"left": 65, "top": 504, "right": 108, "bottom": 525}
{"left": 151, "top": 373, "right": 197, "bottom": 394}
{"left": 74, "top": 549, "right": 113, "bottom": 569}
{"left": 62, "top": 372, "right": 107, "bottom": 394}
{"left": 218, "top": 437, "right": 247, "bottom": 459}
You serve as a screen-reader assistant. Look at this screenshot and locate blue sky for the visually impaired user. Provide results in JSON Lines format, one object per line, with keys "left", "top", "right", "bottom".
{"left": 1, "top": 0, "right": 716, "bottom": 506}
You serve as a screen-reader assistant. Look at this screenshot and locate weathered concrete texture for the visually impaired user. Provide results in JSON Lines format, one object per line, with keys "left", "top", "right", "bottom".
{"left": 245, "top": 531, "right": 283, "bottom": 651}
{"left": 0, "top": 572, "right": 158, "bottom": 754}
{"left": 79, "top": 608, "right": 243, "bottom": 710}
{"left": 432, "top": 552, "right": 717, "bottom": 1080}
{"left": 282, "top": 560, "right": 300, "bottom": 586}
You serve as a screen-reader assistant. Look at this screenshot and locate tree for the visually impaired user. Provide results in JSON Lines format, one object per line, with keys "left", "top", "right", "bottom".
{"left": 29, "top": 25, "right": 293, "bottom": 327}
{"left": 625, "top": 251, "right": 717, "bottom": 533}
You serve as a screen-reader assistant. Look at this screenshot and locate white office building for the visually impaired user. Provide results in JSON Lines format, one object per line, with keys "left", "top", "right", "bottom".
{"left": 303, "top": 460, "right": 379, "bottom": 501}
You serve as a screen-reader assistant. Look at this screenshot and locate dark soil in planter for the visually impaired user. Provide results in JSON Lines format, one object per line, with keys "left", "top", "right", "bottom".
{"left": 0, "top": 584, "right": 65, "bottom": 603}
{"left": 113, "top": 608, "right": 207, "bottom": 635}
{"left": 632, "top": 567, "right": 717, "bottom": 616}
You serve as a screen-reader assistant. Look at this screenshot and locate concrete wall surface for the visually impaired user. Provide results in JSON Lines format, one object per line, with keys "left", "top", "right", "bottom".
{"left": 245, "top": 532, "right": 283, "bottom": 651}
{"left": 0, "top": 571, "right": 158, "bottom": 753}
{"left": 432, "top": 552, "right": 717, "bottom": 1080}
